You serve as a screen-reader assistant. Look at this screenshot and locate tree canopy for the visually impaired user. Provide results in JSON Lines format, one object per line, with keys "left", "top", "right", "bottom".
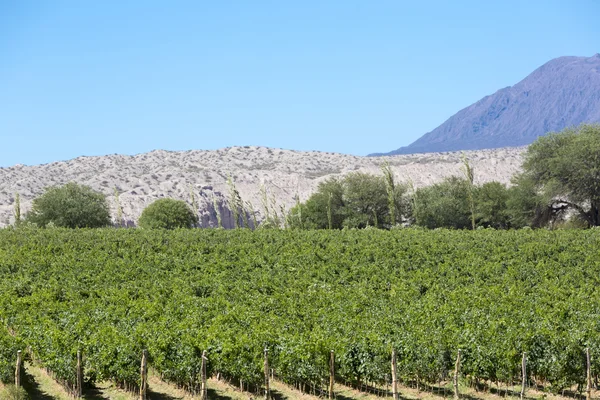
{"left": 26, "top": 182, "right": 111, "bottom": 228}
{"left": 138, "top": 198, "right": 198, "bottom": 229}
{"left": 521, "top": 124, "right": 600, "bottom": 226}
{"left": 413, "top": 176, "right": 471, "bottom": 229}
{"left": 290, "top": 172, "right": 409, "bottom": 229}
{"left": 414, "top": 178, "right": 519, "bottom": 229}
{"left": 475, "top": 181, "right": 511, "bottom": 229}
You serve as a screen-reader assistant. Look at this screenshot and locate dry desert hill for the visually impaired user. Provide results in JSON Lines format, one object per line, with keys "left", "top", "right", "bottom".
{"left": 0, "top": 146, "right": 525, "bottom": 228}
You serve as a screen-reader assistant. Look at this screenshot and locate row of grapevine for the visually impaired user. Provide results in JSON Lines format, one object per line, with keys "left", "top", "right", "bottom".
{"left": 0, "top": 328, "right": 21, "bottom": 383}
{"left": 0, "top": 228, "right": 599, "bottom": 394}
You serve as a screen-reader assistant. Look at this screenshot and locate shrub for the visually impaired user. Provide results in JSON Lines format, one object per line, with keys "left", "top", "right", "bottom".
{"left": 138, "top": 199, "right": 198, "bottom": 229}
{"left": 26, "top": 183, "right": 111, "bottom": 228}
{"left": 0, "top": 385, "right": 28, "bottom": 400}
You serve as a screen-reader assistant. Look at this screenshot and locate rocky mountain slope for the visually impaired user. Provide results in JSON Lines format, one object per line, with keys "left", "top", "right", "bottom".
{"left": 375, "top": 54, "right": 600, "bottom": 155}
{"left": 0, "top": 146, "right": 524, "bottom": 228}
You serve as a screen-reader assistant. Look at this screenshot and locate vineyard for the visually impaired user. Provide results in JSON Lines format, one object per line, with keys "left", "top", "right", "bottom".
{"left": 0, "top": 228, "right": 599, "bottom": 396}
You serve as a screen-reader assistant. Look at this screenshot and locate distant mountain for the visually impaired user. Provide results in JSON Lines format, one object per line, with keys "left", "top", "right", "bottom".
{"left": 373, "top": 54, "right": 600, "bottom": 156}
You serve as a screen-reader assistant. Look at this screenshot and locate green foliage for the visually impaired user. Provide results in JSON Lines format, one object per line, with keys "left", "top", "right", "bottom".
{"left": 291, "top": 173, "right": 409, "bottom": 229}
{"left": 0, "top": 385, "right": 28, "bottom": 400}
{"left": 258, "top": 185, "right": 280, "bottom": 229}
{"left": 474, "top": 181, "right": 510, "bottom": 229}
{"left": 292, "top": 177, "right": 345, "bottom": 229}
{"left": 523, "top": 123, "right": 600, "bottom": 226}
{"left": 138, "top": 198, "right": 198, "bottom": 229}
{"left": 461, "top": 155, "right": 476, "bottom": 230}
{"left": 380, "top": 162, "right": 397, "bottom": 226}
{"left": 414, "top": 177, "right": 546, "bottom": 230}
{"left": 13, "top": 193, "right": 21, "bottom": 227}
{"left": 0, "top": 228, "right": 598, "bottom": 392}
{"left": 26, "top": 183, "right": 111, "bottom": 228}
{"left": 413, "top": 176, "right": 471, "bottom": 229}
{"left": 212, "top": 193, "right": 223, "bottom": 228}
{"left": 113, "top": 187, "right": 123, "bottom": 227}
{"left": 342, "top": 172, "right": 389, "bottom": 228}
{"left": 506, "top": 174, "right": 551, "bottom": 228}
{"left": 0, "top": 330, "right": 22, "bottom": 384}
{"left": 227, "top": 175, "right": 243, "bottom": 228}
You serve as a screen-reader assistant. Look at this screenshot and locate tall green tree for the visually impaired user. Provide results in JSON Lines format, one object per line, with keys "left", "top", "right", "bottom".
{"left": 342, "top": 172, "right": 389, "bottom": 228}
{"left": 413, "top": 176, "right": 471, "bottom": 229}
{"left": 474, "top": 181, "right": 510, "bottom": 229}
{"left": 26, "top": 182, "right": 111, "bottom": 228}
{"left": 290, "top": 173, "right": 408, "bottom": 229}
{"left": 13, "top": 193, "right": 21, "bottom": 227}
{"left": 461, "top": 155, "right": 476, "bottom": 230}
{"left": 505, "top": 174, "right": 553, "bottom": 228}
{"left": 292, "top": 177, "right": 345, "bottom": 229}
{"left": 381, "top": 162, "right": 397, "bottom": 226}
{"left": 521, "top": 124, "right": 600, "bottom": 226}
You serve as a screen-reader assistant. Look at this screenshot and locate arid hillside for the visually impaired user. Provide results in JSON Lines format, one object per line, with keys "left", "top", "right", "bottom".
{"left": 0, "top": 146, "right": 524, "bottom": 227}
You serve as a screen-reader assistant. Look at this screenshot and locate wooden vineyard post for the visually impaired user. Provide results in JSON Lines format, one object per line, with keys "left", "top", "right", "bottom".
{"left": 329, "top": 350, "right": 335, "bottom": 400}
{"left": 201, "top": 350, "right": 208, "bottom": 400}
{"left": 453, "top": 349, "right": 461, "bottom": 400}
{"left": 587, "top": 348, "right": 592, "bottom": 400}
{"left": 520, "top": 352, "right": 527, "bottom": 400}
{"left": 264, "top": 348, "right": 271, "bottom": 400}
{"left": 15, "top": 350, "right": 22, "bottom": 387}
{"left": 140, "top": 349, "right": 148, "bottom": 400}
{"left": 77, "top": 350, "right": 83, "bottom": 398}
{"left": 391, "top": 349, "right": 398, "bottom": 400}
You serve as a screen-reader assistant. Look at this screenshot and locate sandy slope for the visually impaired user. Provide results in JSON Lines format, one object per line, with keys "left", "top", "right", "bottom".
{"left": 0, "top": 146, "right": 524, "bottom": 228}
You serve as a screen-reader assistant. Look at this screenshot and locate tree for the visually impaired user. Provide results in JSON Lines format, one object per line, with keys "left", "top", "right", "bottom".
{"left": 113, "top": 187, "right": 124, "bottom": 227}
{"left": 227, "top": 175, "right": 241, "bottom": 228}
{"left": 413, "top": 177, "right": 471, "bottom": 229}
{"left": 461, "top": 155, "right": 476, "bottom": 230}
{"left": 289, "top": 173, "right": 409, "bottom": 229}
{"left": 474, "top": 181, "right": 510, "bottom": 229}
{"left": 342, "top": 172, "right": 389, "bottom": 228}
{"left": 26, "top": 182, "right": 111, "bottom": 228}
{"left": 292, "top": 177, "right": 345, "bottom": 229}
{"left": 381, "top": 162, "right": 397, "bottom": 226}
{"left": 522, "top": 124, "right": 600, "bottom": 226}
{"left": 138, "top": 198, "right": 198, "bottom": 229}
{"left": 13, "top": 193, "right": 21, "bottom": 227}
{"left": 505, "top": 175, "right": 553, "bottom": 228}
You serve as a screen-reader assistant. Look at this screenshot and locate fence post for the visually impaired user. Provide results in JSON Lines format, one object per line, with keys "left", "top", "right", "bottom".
{"left": 453, "top": 349, "right": 461, "bottom": 400}
{"left": 201, "top": 350, "right": 208, "bottom": 400}
{"left": 15, "top": 350, "right": 22, "bottom": 387}
{"left": 391, "top": 349, "right": 398, "bottom": 400}
{"left": 264, "top": 348, "right": 270, "bottom": 400}
{"left": 77, "top": 350, "right": 83, "bottom": 398}
{"left": 587, "top": 348, "right": 592, "bottom": 400}
{"left": 140, "top": 349, "right": 148, "bottom": 400}
{"left": 329, "top": 350, "right": 335, "bottom": 400}
{"left": 520, "top": 352, "right": 527, "bottom": 400}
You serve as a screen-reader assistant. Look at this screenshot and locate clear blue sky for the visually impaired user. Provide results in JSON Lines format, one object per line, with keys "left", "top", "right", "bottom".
{"left": 1, "top": 1, "right": 598, "bottom": 167}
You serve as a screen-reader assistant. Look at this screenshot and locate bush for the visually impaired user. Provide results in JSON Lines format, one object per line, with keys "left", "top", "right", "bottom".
{"left": 138, "top": 199, "right": 198, "bottom": 229}
{"left": 0, "top": 385, "right": 28, "bottom": 400}
{"left": 26, "top": 183, "right": 111, "bottom": 228}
